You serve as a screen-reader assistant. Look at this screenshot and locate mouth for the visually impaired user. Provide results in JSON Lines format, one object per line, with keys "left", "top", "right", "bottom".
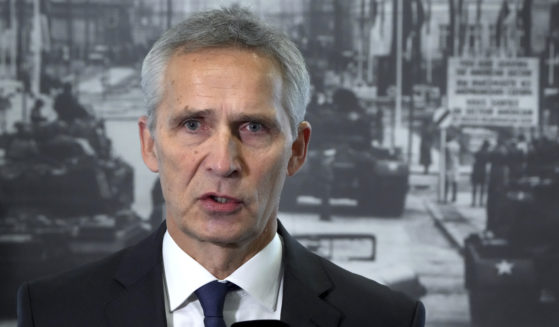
{"left": 199, "top": 193, "right": 243, "bottom": 213}
{"left": 212, "top": 195, "right": 233, "bottom": 204}
{"left": 202, "top": 193, "right": 241, "bottom": 203}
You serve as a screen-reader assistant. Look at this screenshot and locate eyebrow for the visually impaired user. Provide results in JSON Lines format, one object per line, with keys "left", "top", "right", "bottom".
{"left": 232, "top": 113, "right": 280, "bottom": 130}
{"left": 167, "top": 106, "right": 213, "bottom": 127}
{"left": 168, "top": 106, "right": 281, "bottom": 130}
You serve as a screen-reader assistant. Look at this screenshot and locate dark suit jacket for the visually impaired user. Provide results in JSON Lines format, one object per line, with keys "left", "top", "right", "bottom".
{"left": 17, "top": 221, "right": 425, "bottom": 327}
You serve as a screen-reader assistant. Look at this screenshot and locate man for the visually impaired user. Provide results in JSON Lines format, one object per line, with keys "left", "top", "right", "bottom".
{"left": 445, "top": 134, "right": 461, "bottom": 203}
{"left": 17, "top": 7, "right": 425, "bottom": 327}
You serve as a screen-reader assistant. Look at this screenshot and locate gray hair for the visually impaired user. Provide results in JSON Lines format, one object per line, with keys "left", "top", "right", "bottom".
{"left": 141, "top": 6, "right": 310, "bottom": 136}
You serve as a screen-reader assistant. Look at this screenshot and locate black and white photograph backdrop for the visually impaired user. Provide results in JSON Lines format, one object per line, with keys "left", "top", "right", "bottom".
{"left": 1, "top": 0, "right": 559, "bottom": 326}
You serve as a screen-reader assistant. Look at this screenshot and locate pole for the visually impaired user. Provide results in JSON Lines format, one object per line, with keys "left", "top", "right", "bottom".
{"left": 407, "top": 89, "right": 415, "bottom": 164}
{"left": 31, "top": 0, "right": 41, "bottom": 95}
{"left": 426, "top": 0, "right": 432, "bottom": 83}
{"left": 10, "top": 0, "right": 17, "bottom": 77}
{"left": 395, "top": 0, "right": 403, "bottom": 132}
{"left": 167, "top": 0, "right": 172, "bottom": 29}
{"left": 426, "top": 32, "right": 432, "bottom": 84}
{"left": 357, "top": 0, "right": 365, "bottom": 83}
{"left": 159, "top": 0, "right": 164, "bottom": 28}
{"left": 0, "top": 30, "right": 4, "bottom": 77}
{"left": 66, "top": 0, "right": 73, "bottom": 74}
{"left": 462, "top": 4, "right": 469, "bottom": 56}
{"left": 549, "top": 43, "right": 555, "bottom": 86}
{"left": 16, "top": 0, "right": 24, "bottom": 81}
{"left": 0, "top": 2, "right": 8, "bottom": 76}
{"left": 454, "top": 0, "right": 460, "bottom": 56}
{"left": 367, "top": 27, "right": 375, "bottom": 84}
{"left": 438, "top": 128, "right": 447, "bottom": 203}
{"left": 85, "top": 0, "right": 90, "bottom": 56}
{"left": 15, "top": 0, "right": 26, "bottom": 122}
{"left": 510, "top": 1, "right": 519, "bottom": 58}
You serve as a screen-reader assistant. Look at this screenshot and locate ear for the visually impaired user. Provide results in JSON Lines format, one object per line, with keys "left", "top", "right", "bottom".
{"left": 287, "top": 121, "right": 311, "bottom": 176}
{"left": 138, "top": 116, "right": 159, "bottom": 173}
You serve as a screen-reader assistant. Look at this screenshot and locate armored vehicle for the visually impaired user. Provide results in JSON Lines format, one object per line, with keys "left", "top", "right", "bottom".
{"left": 464, "top": 163, "right": 559, "bottom": 326}
{"left": 0, "top": 118, "right": 148, "bottom": 317}
{"left": 280, "top": 88, "right": 408, "bottom": 217}
{"left": 280, "top": 143, "right": 409, "bottom": 217}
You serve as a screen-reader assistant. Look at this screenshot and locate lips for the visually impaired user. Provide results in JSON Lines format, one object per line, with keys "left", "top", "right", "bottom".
{"left": 199, "top": 193, "right": 243, "bottom": 213}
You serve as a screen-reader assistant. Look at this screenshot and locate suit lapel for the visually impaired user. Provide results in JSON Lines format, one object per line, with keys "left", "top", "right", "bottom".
{"left": 278, "top": 222, "right": 342, "bottom": 327}
{"left": 103, "top": 220, "right": 343, "bottom": 327}
{"left": 105, "top": 223, "right": 167, "bottom": 327}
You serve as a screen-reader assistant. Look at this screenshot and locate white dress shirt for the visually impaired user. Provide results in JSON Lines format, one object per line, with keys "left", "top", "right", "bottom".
{"left": 162, "top": 231, "right": 284, "bottom": 327}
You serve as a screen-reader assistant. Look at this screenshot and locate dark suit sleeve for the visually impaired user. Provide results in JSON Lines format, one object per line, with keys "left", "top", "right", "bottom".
{"left": 410, "top": 301, "right": 426, "bottom": 327}
{"left": 17, "top": 283, "right": 35, "bottom": 327}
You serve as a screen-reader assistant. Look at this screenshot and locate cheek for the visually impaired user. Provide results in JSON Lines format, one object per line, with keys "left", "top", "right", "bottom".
{"left": 157, "top": 143, "right": 199, "bottom": 187}
{"left": 254, "top": 149, "right": 290, "bottom": 194}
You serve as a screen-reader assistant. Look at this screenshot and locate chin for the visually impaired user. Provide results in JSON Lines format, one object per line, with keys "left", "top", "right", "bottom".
{"left": 201, "top": 230, "right": 254, "bottom": 247}
{"left": 193, "top": 217, "right": 248, "bottom": 239}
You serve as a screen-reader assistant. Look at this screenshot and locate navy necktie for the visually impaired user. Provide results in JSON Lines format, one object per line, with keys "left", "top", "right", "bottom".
{"left": 195, "top": 280, "right": 237, "bottom": 327}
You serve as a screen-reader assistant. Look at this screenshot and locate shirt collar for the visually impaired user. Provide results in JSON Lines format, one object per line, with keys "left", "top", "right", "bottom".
{"left": 162, "top": 231, "right": 283, "bottom": 312}
{"left": 226, "top": 233, "right": 283, "bottom": 311}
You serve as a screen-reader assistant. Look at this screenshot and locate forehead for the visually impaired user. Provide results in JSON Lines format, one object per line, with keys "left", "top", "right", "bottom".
{"left": 164, "top": 47, "right": 282, "bottom": 93}
{"left": 157, "top": 47, "right": 287, "bottom": 123}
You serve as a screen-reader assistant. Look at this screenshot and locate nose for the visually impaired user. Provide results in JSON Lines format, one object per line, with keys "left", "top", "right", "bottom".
{"left": 205, "top": 129, "right": 242, "bottom": 177}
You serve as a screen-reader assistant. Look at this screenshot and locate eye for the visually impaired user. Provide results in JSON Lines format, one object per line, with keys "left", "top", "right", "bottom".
{"left": 239, "top": 120, "right": 273, "bottom": 147}
{"left": 183, "top": 120, "right": 201, "bottom": 131}
{"left": 245, "top": 122, "right": 263, "bottom": 133}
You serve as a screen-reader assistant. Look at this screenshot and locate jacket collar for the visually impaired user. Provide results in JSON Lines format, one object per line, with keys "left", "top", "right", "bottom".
{"left": 104, "top": 220, "right": 342, "bottom": 327}
{"left": 105, "top": 222, "right": 167, "bottom": 327}
{"left": 278, "top": 221, "right": 342, "bottom": 327}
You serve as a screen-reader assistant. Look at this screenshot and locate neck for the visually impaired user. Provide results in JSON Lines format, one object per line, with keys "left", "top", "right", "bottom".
{"left": 167, "top": 218, "right": 277, "bottom": 280}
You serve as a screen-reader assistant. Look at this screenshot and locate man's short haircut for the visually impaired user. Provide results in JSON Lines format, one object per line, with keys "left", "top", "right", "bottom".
{"left": 141, "top": 6, "right": 310, "bottom": 136}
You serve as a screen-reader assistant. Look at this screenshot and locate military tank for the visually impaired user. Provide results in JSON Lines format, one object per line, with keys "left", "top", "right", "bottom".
{"left": 280, "top": 88, "right": 408, "bottom": 217}
{"left": 464, "top": 159, "right": 559, "bottom": 327}
{"left": 0, "top": 117, "right": 149, "bottom": 317}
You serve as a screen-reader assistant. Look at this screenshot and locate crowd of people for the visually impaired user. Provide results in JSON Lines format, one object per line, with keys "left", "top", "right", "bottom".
{"left": 419, "top": 122, "right": 559, "bottom": 217}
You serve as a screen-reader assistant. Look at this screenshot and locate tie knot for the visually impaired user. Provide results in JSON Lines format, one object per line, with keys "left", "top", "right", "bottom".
{"left": 195, "top": 281, "right": 237, "bottom": 319}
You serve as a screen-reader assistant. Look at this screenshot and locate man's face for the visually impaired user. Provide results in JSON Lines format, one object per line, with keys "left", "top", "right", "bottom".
{"left": 139, "top": 47, "right": 309, "bottom": 251}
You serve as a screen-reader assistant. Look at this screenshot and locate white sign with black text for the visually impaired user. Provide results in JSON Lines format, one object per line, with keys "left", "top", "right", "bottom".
{"left": 447, "top": 57, "right": 539, "bottom": 127}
